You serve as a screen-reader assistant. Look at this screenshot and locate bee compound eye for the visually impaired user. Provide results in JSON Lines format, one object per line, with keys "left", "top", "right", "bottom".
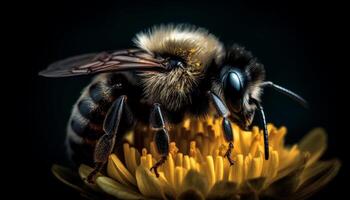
{"left": 222, "top": 68, "right": 247, "bottom": 112}
{"left": 226, "top": 72, "right": 243, "bottom": 93}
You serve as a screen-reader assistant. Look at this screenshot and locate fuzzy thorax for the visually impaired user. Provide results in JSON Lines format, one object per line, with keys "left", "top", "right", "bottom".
{"left": 140, "top": 69, "right": 202, "bottom": 111}
{"left": 133, "top": 24, "right": 224, "bottom": 70}
{"left": 134, "top": 25, "right": 224, "bottom": 111}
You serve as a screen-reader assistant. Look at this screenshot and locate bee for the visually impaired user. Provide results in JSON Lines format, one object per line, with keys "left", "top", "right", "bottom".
{"left": 40, "top": 24, "right": 307, "bottom": 181}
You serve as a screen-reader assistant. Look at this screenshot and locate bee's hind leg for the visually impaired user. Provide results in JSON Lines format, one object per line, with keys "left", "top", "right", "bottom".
{"left": 209, "top": 92, "right": 235, "bottom": 165}
{"left": 87, "top": 95, "right": 131, "bottom": 183}
{"left": 149, "top": 103, "right": 169, "bottom": 177}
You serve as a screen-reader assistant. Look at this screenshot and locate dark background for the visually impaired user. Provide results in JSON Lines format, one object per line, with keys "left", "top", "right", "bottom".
{"left": 6, "top": 0, "right": 347, "bottom": 199}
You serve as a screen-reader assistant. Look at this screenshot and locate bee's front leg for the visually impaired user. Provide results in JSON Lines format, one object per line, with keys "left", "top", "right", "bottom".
{"left": 209, "top": 92, "right": 235, "bottom": 165}
{"left": 87, "top": 95, "right": 129, "bottom": 183}
{"left": 150, "top": 103, "right": 169, "bottom": 177}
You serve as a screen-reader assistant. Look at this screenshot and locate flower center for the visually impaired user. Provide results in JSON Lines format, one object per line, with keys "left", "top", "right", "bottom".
{"left": 110, "top": 117, "right": 303, "bottom": 196}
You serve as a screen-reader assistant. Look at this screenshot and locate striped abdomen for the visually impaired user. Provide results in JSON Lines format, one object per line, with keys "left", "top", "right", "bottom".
{"left": 66, "top": 73, "right": 127, "bottom": 165}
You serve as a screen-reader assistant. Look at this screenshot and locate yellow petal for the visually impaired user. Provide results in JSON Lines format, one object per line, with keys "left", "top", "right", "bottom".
{"left": 190, "top": 157, "right": 198, "bottom": 170}
{"left": 299, "top": 128, "right": 327, "bottom": 165}
{"left": 146, "top": 154, "right": 153, "bottom": 169}
{"left": 96, "top": 176, "right": 143, "bottom": 200}
{"left": 248, "top": 135, "right": 260, "bottom": 157}
{"left": 123, "top": 143, "right": 139, "bottom": 174}
{"left": 296, "top": 159, "right": 341, "bottom": 199}
{"left": 247, "top": 156, "right": 263, "bottom": 179}
{"left": 278, "top": 144, "right": 301, "bottom": 171}
{"left": 273, "top": 150, "right": 307, "bottom": 182}
{"left": 108, "top": 154, "right": 137, "bottom": 186}
{"left": 159, "top": 171, "right": 177, "bottom": 198}
{"left": 176, "top": 153, "right": 184, "bottom": 167}
{"left": 183, "top": 155, "right": 191, "bottom": 170}
{"left": 228, "top": 154, "right": 243, "bottom": 184}
{"left": 262, "top": 150, "right": 279, "bottom": 183}
{"left": 205, "top": 156, "right": 216, "bottom": 187}
{"left": 175, "top": 167, "right": 184, "bottom": 193}
{"left": 239, "top": 129, "right": 251, "bottom": 155}
{"left": 273, "top": 126, "right": 287, "bottom": 152}
{"left": 243, "top": 154, "right": 252, "bottom": 181}
{"left": 78, "top": 164, "right": 102, "bottom": 191}
{"left": 164, "top": 154, "right": 175, "bottom": 185}
{"left": 266, "top": 162, "right": 306, "bottom": 198}
{"left": 135, "top": 165, "right": 165, "bottom": 199}
{"left": 214, "top": 156, "right": 224, "bottom": 182}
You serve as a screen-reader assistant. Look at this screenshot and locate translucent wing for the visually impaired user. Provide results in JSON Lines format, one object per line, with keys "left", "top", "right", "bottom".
{"left": 39, "top": 49, "right": 166, "bottom": 77}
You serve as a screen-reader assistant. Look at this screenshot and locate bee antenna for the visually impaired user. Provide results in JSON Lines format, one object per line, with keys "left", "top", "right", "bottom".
{"left": 250, "top": 98, "right": 269, "bottom": 160}
{"left": 260, "top": 81, "right": 309, "bottom": 109}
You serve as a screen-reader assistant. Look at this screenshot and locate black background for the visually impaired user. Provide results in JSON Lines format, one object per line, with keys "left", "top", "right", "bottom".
{"left": 6, "top": 0, "right": 347, "bottom": 199}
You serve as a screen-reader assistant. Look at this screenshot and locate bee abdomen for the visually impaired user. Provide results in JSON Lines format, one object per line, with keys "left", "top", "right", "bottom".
{"left": 66, "top": 73, "right": 126, "bottom": 164}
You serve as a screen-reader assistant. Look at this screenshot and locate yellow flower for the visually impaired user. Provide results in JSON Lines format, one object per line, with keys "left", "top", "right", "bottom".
{"left": 52, "top": 117, "right": 340, "bottom": 200}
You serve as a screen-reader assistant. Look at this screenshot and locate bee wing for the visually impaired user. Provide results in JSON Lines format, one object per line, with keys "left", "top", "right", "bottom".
{"left": 39, "top": 49, "right": 166, "bottom": 77}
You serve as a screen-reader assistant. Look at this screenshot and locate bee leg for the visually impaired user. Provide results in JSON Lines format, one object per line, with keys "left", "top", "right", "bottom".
{"left": 150, "top": 103, "right": 169, "bottom": 177}
{"left": 222, "top": 119, "right": 235, "bottom": 165}
{"left": 250, "top": 98, "right": 269, "bottom": 160}
{"left": 209, "top": 92, "right": 235, "bottom": 165}
{"left": 87, "top": 95, "right": 128, "bottom": 183}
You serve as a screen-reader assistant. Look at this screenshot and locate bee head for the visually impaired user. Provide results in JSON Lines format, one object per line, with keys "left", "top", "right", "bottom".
{"left": 218, "top": 45, "right": 307, "bottom": 160}
{"left": 219, "top": 45, "right": 266, "bottom": 130}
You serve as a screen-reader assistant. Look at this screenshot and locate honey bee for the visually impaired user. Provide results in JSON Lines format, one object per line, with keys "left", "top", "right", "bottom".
{"left": 40, "top": 24, "right": 307, "bottom": 181}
